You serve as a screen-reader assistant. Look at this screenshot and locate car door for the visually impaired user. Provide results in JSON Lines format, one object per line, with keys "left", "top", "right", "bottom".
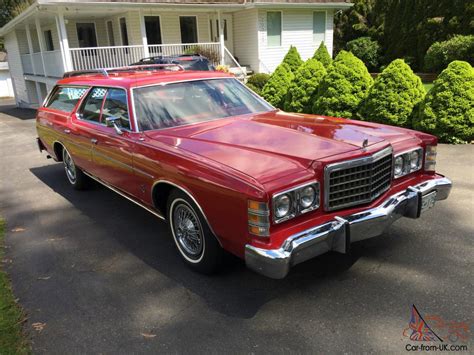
{"left": 78, "top": 87, "right": 136, "bottom": 193}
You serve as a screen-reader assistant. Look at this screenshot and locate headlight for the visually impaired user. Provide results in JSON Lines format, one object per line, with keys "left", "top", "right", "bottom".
{"left": 393, "top": 147, "right": 423, "bottom": 178}
{"left": 274, "top": 194, "right": 292, "bottom": 218}
{"left": 272, "top": 182, "right": 319, "bottom": 224}
{"left": 300, "top": 186, "right": 316, "bottom": 209}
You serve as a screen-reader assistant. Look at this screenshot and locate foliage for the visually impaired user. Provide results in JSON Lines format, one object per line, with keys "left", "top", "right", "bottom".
{"left": 0, "top": 0, "right": 34, "bottom": 27}
{"left": 413, "top": 61, "right": 474, "bottom": 143}
{"left": 247, "top": 73, "right": 271, "bottom": 92}
{"left": 424, "top": 35, "right": 474, "bottom": 73}
{"left": 359, "top": 59, "right": 425, "bottom": 127}
{"left": 312, "top": 42, "right": 332, "bottom": 68}
{"left": 246, "top": 83, "right": 262, "bottom": 95}
{"left": 183, "top": 45, "right": 220, "bottom": 65}
{"left": 346, "top": 37, "right": 381, "bottom": 72}
{"left": 215, "top": 64, "right": 230, "bottom": 73}
{"left": 284, "top": 59, "right": 326, "bottom": 113}
{"left": 281, "top": 46, "right": 303, "bottom": 73}
{"left": 312, "top": 51, "right": 373, "bottom": 118}
{"left": 0, "top": 218, "right": 30, "bottom": 353}
{"left": 261, "top": 63, "right": 294, "bottom": 109}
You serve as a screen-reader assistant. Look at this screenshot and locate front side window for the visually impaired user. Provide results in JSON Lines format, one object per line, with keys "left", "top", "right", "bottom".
{"left": 313, "top": 12, "right": 326, "bottom": 44}
{"left": 267, "top": 12, "right": 282, "bottom": 47}
{"left": 133, "top": 78, "right": 273, "bottom": 131}
{"left": 102, "top": 88, "right": 130, "bottom": 130}
{"left": 46, "top": 86, "right": 88, "bottom": 112}
{"left": 180, "top": 16, "right": 198, "bottom": 43}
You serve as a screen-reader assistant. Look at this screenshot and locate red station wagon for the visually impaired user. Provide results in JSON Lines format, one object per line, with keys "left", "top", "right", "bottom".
{"left": 36, "top": 65, "right": 452, "bottom": 278}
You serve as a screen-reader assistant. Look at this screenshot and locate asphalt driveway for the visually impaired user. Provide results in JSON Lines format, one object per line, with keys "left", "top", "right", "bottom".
{"left": 0, "top": 99, "right": 473, "bottom": 353}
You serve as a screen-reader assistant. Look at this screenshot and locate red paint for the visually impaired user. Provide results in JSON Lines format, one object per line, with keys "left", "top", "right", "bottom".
{"left": 36, "top": 70, "right": 439, "bottom": 259}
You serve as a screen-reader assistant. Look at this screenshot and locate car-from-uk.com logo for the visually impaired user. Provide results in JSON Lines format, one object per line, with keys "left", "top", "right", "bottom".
{"left": 403, "top": 305, "right": 471, "bottom": 352}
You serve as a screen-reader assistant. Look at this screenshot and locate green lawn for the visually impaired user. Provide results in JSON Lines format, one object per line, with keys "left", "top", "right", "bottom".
{"left": 423, "top": 82, "right": 434, "bottom": 92}
{"left": 0, "top": 218, "right": 30, "bottom": 354}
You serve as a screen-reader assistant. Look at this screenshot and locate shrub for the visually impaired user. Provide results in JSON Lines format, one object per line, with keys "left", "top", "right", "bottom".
{"left": 312, "top": 42, "right": 332, "bottom": 68}
{"left": 247, "top": 73, "right": 271, "bottom": 92}
{"left": 183, "top": 45, "right": 220, "bottom": 65}
{"left": 413, "top": 61, "right": 474, "bottom": 143}
{"left": 282, "top": 46, "right": 303, "bottom": 72}
{"left": 312, "top": 50, "right": 373, "bottom": 118}
{"left": 284, "top": 59, "right": 327, "bottom": 113}
{"left": 246, "top": 83, "right": 262, "bottom": 95}
{"left": 358, "top": 59, "right": 425, "bottom": 127}
{"left": 346, "top": 37, "right": 381, "bottom": 72}
{"left": 424, "top": 35, "right": 474, "bottom": 73}
{"left": 261, "top": 63, "right": 294, "bottom": 108}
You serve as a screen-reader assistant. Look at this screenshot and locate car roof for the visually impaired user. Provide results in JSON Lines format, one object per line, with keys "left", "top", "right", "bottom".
{"left": 57, "top": 70, "right": 233, "bottom": 89}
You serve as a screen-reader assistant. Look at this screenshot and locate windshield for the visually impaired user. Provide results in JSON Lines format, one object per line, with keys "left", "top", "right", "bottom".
{"left": 133, "top": 78, "right": 273, "bottom": 131}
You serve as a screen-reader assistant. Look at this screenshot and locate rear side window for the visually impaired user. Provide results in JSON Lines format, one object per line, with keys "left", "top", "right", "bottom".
{"left": 80, "top": 87, "right": 107, "bottom": 123}
{"left": 46, "top": 86, "right": 88, "bottom": 112}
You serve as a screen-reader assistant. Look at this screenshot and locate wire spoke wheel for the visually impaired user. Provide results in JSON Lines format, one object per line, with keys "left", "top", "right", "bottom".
{"left": 63, "top": 149, "right": 77, "bottom": 184}
{"left": 172, "top": 203, "right": 203, "bottom": 258}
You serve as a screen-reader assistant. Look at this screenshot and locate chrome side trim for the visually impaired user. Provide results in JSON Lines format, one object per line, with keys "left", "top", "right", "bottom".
{"left": 84, "top": 171, "right": 165, "bottom": 220}
{"left": 151, "top": 180, "right": 220, "bottom": 244}
{"left": 246, "top": 176, "right": 452, "bottom": 279}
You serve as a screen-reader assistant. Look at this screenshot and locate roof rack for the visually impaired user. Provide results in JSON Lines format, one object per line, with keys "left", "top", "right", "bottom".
{"left": 63, "top": 64, "right": 185, "bottom": 78}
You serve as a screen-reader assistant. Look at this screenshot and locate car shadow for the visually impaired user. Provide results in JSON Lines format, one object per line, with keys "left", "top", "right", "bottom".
{"left": 30, "top": 163, "right": 370, "bottom": 318}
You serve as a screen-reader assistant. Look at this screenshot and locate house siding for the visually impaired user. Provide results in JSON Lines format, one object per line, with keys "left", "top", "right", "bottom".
{"left": 4, "top": 31, "right": 29, "bottom": 106}
{"left": 233, "top": 9, "right": 259, "bottom": 71}
{"left": 257, "top": 8, "right": 334, "bottom": 73}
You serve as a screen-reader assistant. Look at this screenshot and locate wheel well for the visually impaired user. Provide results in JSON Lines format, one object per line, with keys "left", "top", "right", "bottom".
{"left": 53, "top": 142, "right": 64, "bottom": 161}
{"left": 152, "top": 182, "right": 175, "bottom": 218}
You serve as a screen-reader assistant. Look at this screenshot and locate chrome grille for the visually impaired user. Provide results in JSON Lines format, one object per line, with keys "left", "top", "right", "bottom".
{"left": 325, "top": 147, "right": 393, "bottom": 211}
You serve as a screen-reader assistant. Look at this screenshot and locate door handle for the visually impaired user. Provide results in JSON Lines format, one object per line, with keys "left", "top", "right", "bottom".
{"left": 91, "top": 138, "right": 98, "bottom": 144}
{"left": 64, "top": 129, "right": 71, "bottom": 134}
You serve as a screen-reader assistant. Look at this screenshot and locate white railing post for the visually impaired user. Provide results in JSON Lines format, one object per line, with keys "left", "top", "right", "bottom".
{"left": 56, "top": 12, "right": 73, "bottom": 72}
{"left": 217, "top": 10, "right": 225, "bottom": 66}
{"left": 35, "top": 17, "right": 47, "bottom": 76}
{"left": 139, "top": 11, "right": 150, "bottom": 59}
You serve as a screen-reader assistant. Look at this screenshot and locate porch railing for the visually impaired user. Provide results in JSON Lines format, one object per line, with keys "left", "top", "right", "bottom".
{"left": 21, "top": 50, "right": 63, "bottom": 77}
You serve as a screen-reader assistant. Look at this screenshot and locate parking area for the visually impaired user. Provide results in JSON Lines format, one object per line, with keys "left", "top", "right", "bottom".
{"left": 0, "top": 99, "right": 473, "bottom": 353}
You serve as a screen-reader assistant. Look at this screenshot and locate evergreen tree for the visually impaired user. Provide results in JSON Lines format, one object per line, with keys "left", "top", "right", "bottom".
{"left": 312, "top": 51, "right": 373, "bottom": 118}
{"left": 359, "top": 59, "right": 425, "bottom": 126}
{"left": 284, "top": 59, "right": 327, "bottom": 113}
{"left": 312, "top": 42, "right": 332, "bottom": 68}
{"left": 261, "top": 63, "right": 294, "bottom": 109}
{"left": 281, "top": 46, "right": 303, "bottom": 72}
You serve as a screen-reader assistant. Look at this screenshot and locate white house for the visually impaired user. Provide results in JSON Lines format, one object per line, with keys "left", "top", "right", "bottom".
{"left": 0, "top": 0, "right": 352, "bottom": 108}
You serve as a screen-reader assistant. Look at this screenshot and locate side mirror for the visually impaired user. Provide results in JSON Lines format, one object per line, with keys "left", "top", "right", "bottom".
{"left": 105, "top": 116, "right": 123, "bottom": 135}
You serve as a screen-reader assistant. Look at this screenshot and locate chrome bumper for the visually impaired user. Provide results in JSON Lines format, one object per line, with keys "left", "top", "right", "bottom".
{"left": 245, "top": 177, "right": 452, "bottom": 279}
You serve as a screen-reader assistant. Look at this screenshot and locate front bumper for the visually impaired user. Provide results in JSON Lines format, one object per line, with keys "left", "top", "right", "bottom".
{"left": 245, "top": 176, "right": 452, "bottom": 279}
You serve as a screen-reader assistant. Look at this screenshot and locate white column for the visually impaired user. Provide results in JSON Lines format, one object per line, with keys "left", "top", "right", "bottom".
{"left": 55, "top": 12, "right": 73, "bottom": 72}
{"left": 139, "top": 11, "right": 150, "bottom": 59}
{"left": 217, "top": 10, "right": 225, "bottom": 65}
{"left": 35, "top": 17, "right": 47, "bottom": 76}
{"left": 25, "top": 24, "right": 34, "bottom": 55}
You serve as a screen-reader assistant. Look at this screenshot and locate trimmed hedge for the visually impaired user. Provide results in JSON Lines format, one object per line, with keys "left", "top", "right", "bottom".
{"left": 312, "top": 42, "right": 332, "bottom": 68}
{"left": 284, "top": 59, "right": 327, "bottom": 113}
{"left": 312, "top": 50, "right": 373, "bottom": 118}
{"left": 424, "top": 35, "right": 474, "bottom": 73}
{"left": 282, "top": 46, "right": 303, "bottom": 72}
{"left": 359, "top": 59, "right": 425, "bottom": 127}
{"left": 346, "top": 36, "right": 381, "bottom": 72}
{"left": 413, "top": 61, "right": 474, "bottom": 143}
{"left": 246, "top": 73, "right": 270, "bottom": 95}
{"left": 261, "top": 63, "right": 294, "bottom": 108}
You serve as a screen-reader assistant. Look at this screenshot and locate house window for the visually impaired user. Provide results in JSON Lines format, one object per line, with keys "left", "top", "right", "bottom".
{"left": 44, "top": 30, "right": 54, "bottom": 51}
{"left": 145, "top": 16, "right": 162, "bottom": 45}
{"left": 313, "top": 11, "right": 326, "bottom": 44}
{"left": 106, "top": 21, "right": 115, "bottom": 46}
{"left": 180, "top": 16, "right": 198, "bottom": 43}
{"left": 76, "top": 23, "right": 97, "bottom": 48}
{"left": 267, "top": 12, "right": 282, "bottom": 47}
{"left": 210, "top": 19, "right": 213, "bottom": 41}
{"left": 120, "top": 17, "right": 129, "bottom": 46}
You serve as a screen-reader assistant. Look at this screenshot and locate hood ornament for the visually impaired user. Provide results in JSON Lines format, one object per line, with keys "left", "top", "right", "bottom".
{"left": 362, "top": 138, "right": 369, "bottom": 148}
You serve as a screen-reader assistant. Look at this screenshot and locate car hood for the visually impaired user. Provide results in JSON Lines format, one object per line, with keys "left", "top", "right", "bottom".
{"left": 144, "top": 111, "right": 416, "bottom": 184}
